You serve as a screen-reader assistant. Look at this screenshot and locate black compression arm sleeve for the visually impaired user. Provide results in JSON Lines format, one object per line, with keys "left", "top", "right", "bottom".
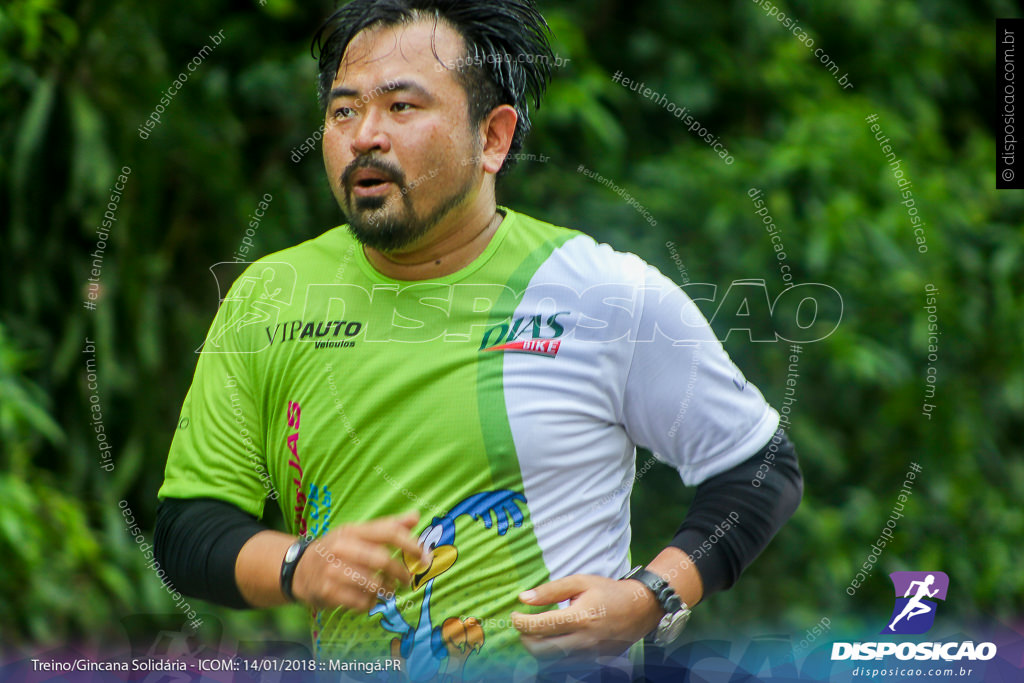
{"left": 154, "top": 497, "right": 269, "bottom": 609}
{"left": 669, "top": 429, "right": 803, "bottom": 597}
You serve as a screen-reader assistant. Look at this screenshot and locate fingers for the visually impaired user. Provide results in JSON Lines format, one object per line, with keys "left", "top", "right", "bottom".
{"left": 308, "top": 538, "right": 406, "bottom": 591}
{"left": 511, "top": 607, "right": 590, "bottom": 637}
{"left": 518, "top": 574, "right": 589, "bottom": 606}
{"left": 512, "top": 575, "right": 596, "bottom": 636}
{"left": 512, "top": 575, "right": 646, "bottom": 657}
{"left": 297, "top": 548, "right": 392, "bottom": 611}
{"left": 294, "top": 512, "right": 423, "bottom": 611}
{"left": 332, "top": 536, "right": 412, "bottom": 585}
{"left": 344, "top": 514, "right": 428, "bottom": 565}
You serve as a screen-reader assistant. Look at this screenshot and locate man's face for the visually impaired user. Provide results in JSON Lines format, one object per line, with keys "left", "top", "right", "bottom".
{"left": 322, "top": 19, "right": 483, "bottom": 253}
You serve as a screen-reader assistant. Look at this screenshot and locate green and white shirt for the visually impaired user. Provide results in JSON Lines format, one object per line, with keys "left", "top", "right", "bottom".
{"left": 159, "top": 208, "right": 779, "bottom": 679}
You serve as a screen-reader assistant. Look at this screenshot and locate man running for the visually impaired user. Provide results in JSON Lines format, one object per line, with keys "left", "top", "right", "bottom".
{"left": 888, "top": 574, "right": 939, "bottom": 631}
{"left": 155, "top": 1, "right": 802, "bottom": 679}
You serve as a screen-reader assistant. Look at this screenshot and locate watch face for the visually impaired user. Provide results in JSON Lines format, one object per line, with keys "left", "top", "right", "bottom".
{"left": 655, "top": 609, "right": 691, "bottom": 645}
{"left": 284, "top": 543, "right": 300, "bottom": 563}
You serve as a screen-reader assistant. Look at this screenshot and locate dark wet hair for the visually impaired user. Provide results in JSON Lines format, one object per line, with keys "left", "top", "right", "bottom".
{"left": 312, "top": 0, "right": 553, "bottom": 176}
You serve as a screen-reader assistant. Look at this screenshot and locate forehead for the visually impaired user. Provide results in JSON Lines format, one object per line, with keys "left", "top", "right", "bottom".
{"left": 332, "top": 18, "right": 466, "bottom": 89}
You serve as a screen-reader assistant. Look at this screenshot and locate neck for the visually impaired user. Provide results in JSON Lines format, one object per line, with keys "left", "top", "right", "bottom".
{"left": 363, "top": 199, "right": 504, "bottom": 281}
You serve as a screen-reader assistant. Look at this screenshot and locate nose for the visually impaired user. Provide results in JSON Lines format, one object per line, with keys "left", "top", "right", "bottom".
{"left": 351, "top": 108, "right": 391, "bottom": 156}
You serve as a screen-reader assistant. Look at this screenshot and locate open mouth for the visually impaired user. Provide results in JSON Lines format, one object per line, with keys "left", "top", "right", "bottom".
{"left": 350, "top": 169, "right": 396, "bottom": 197}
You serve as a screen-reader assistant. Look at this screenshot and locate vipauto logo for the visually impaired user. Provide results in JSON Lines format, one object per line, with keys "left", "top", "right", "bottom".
{"left": 831, "top": 571, "right": 997, "bottom": 662}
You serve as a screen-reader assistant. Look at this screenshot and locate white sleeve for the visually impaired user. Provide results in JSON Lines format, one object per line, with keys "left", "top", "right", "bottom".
{"left": 621, "top": 265, "right": 780, "bottom": 486}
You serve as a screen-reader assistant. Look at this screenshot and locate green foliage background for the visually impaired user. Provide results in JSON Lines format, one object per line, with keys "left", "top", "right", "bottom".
{"left": 1, "top": 0, "right": 1021, "bottom": 651}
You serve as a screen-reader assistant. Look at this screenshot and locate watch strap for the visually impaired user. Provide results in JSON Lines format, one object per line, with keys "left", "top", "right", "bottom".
{"left": 622, "top": 566, "right": 683, "bottom": 614}
{"left": 280, "top": 535, "right": 313, "bottom": 602}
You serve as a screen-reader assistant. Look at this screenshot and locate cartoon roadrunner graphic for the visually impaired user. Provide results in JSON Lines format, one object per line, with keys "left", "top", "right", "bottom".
{"left": 370, "top": 490, "right": 526, "bottom": 681}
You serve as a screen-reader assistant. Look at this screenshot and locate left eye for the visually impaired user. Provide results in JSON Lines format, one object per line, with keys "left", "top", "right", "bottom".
{"left": 391, "top": 102, "right": 414, "bottom": 112}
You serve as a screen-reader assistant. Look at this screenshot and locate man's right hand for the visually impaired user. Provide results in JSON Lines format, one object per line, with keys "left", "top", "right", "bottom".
{"left": 292, "top": 512, "right": 428, "bottom": 611}
{"left": 234, "top": 511, "right": 427, "bottom": 611}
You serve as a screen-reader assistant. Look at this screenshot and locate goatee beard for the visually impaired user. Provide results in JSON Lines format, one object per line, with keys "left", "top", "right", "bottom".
{"left": 344, "top": 166, "right": 475, "bottom": 253}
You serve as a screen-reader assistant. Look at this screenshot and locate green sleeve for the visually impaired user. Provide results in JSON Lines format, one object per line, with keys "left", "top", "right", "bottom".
{"left": 158, "top": 272, "right": 271, "bottom": 518}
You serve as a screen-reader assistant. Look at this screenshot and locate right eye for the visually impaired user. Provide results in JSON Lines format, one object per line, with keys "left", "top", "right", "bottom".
{"left": 332, "top": 106, "right": 355, "bottom": 119}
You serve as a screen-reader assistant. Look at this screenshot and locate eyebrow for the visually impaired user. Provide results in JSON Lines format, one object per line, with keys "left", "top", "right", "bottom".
{"left": 328, "top": 80, "right": 434, "bottom": 104}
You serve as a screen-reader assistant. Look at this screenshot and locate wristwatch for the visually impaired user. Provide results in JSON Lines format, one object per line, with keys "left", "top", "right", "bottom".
{"left": 621, "top": 565, "right": 692, "bottom": 646}
{"left": 280, "top": 535, "right": 313, "bottom": 602}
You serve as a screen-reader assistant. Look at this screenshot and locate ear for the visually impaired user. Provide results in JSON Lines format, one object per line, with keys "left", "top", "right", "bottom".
{"left": 479, "top": 105, "right": 518, "bottom": 176}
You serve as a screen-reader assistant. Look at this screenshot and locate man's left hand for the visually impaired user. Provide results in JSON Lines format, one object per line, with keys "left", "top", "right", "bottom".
{"left": 511, "top": 574, "right": 663, "bottom": 658}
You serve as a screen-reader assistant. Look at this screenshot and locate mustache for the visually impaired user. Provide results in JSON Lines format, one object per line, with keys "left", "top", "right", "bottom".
{"left": 341, "top": 156, "right": 407, "bottom": 191}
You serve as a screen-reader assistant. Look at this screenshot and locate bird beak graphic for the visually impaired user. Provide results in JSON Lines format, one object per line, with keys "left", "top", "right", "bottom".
{"left": 404, "top": 545, "right": 458, "bottom": 591}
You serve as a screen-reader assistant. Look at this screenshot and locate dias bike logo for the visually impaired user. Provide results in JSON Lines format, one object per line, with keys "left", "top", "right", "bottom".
{"left": 479, "top": 311, "right": 569, "bottom": 358}
{"left": 832, "top": 571, "right": 997, "bottom": 662}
